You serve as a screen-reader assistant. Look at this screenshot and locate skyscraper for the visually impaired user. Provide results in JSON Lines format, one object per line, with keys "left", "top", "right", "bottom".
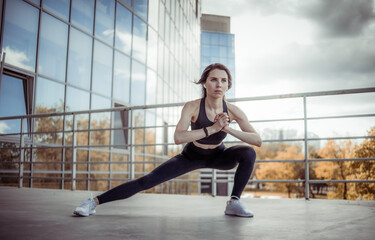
{"left": 201, "top": 13, "right": 235, "bottom": 98}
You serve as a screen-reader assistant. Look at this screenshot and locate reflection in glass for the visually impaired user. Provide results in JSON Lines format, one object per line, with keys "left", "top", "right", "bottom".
{"left": 67, "top": 28, "right": 92, "bottom": 89}
{"left": 95, "top": 0, "right": 115, "bottom": 45}
{"left": 71, "top": 0, "right": 95, "bottom": 34}
{"left": 29, "top": 0, "right": 40, "bottom": 6}
{"left": 38, "top": 13, "right": 68, "bottom": 82}
{"left": 115, "top": 4, "right": 132, "bottom": 55}
{"left": 66, "top": 86, "right": 90, "bottom": 112}
{"left": 92, "top": 40, "right": 113, "bottom": 97}
{"left": 148, "top": 0, "right": 159, "bottom": 30}
{"left": 131, "top": 61, "right": 146, "bottom": 105}
{"left": 2, "top": 0, "right": 38, "bottom": 71}
{"left": 146, "top": 68, "right": 157, "bottom": 105}
{"left": 35, "top": 77, "right": 65, "bottom": 113}
{"left": 91, "top": 94, "right": 111, "bottom": 131}
{"left": 113, "top": 51, "right": 131, "bottom": 103}
{"left": 43, "top": 0, "right": 70, "bottom": 21}
{"left": 134, "top": 0, "right": 148, "bottom": 21}
{"left": 147, "top": 27, "right": 157, "bottom": 70}
{"left": 0, "top": 75, "right": 27, "bottom": 133}
{"left": 132, "top": 16, "right": 147, "bottom": 62}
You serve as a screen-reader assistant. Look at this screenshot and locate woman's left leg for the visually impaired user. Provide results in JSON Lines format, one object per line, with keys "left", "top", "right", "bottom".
{"left": 207, "top": 145, "right": 256, "bottom": 199}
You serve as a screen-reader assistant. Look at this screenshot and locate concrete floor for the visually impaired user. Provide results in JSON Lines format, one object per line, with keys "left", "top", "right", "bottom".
{"left": 0, "top": 187, "right": 374, "bottom": 240}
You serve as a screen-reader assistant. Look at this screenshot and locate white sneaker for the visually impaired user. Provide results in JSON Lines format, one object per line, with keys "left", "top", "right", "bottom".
{"left": 73, "top": 193, "right": 97, "bottom": 217}
{"left": 224, "top": 199, "right": 254, "bottom": 217}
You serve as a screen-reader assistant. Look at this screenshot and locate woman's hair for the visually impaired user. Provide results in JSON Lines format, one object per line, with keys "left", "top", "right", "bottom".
{"left": 196, "top": 63, "right": 232, "bottom": 97}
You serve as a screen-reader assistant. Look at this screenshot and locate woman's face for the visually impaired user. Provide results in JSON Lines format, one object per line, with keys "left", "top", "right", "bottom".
{"left": 204, "top": 69, "right": 229, "bottom": 98}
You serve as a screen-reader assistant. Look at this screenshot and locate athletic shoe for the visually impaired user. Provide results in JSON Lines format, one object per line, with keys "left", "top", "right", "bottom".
{"left": 224, "top": 199, "right": 254, "bottom": 217}
{"left": 73, "top": 193, "right": 97, "bottom": 217}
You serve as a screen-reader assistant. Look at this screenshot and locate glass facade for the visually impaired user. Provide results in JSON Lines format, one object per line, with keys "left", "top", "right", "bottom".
{"left": 0, "top": 0, "right": 201, "bottom": 191}
{"left": 201, "top": 31, "right": 236, "bottom": 98}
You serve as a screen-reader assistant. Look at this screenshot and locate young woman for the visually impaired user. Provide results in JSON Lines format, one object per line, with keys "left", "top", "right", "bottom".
{"left": 74, "top": 63, "right": 262, "bottom": 218}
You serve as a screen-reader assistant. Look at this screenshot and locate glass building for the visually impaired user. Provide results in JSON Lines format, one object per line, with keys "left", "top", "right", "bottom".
{"left": 0, "top": 0, "right": 201, "bottom": 192}
{"left": 200, "top": 14, "right": 235, "bottom": 99}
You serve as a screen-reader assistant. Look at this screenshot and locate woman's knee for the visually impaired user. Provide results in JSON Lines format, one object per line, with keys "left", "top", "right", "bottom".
{"left": 238, "top": 146, "right": 256, "bottom": 163}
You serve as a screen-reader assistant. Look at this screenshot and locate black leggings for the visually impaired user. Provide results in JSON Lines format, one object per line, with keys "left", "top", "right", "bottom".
{"left": 97, "top": 142, "right": 256, "bottom": 204}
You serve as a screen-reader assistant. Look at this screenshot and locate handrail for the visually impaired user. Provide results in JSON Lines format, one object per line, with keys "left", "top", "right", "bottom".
{"left": 0, "top": 87, "right": 374, "bottom": 199}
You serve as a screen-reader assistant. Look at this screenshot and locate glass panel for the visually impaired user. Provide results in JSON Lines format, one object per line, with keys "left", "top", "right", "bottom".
{"left": 148, "top": 0, "right": 159, "bottom": 30}
{"left": 2, "top": 0, "right": 38, "bottom": 71}
{"left": 43, "top": 0, "right": 70, "bottom": 21}
{"left": 146, "top": 68, "right": 157, "bottom": 105}
{"left": 131, "top": 60, "right": 146, "bottom": 105}
{"left": 95, "top": 0, "right": 115, "bottom": 45}
{"left": 0, "top": 75, "right": 27, "bottom": 133}
{"left": 71, "top": 0, "right": 95, "bottom": 34}
{"left": 29, "top": 0, "right": 40, "bottom": 5}
{"left": 113, "top": 103, "right": 129, "bottom": 149}
{"left": 67, "top": 28, "right": 92, "bottom": 89}
{"left": 113, "top": 51, "right": 131, "bottom": 103}
{"left": 35, "top": 77, "right": 65, "bottom": 113}
{"left": 119, "top": 0, "right": 131, "bottom": 8}
{"left": 65, "top": 86, "right": 90, "bottom": 112}
{"left": 91, "top": 95, "right": 110, "bottom": 134}
{"left": 115, "top": 3, "right": 132, "bottom": 55}
{"left": 92, "top": 40, "right": 113, "bottom": 97}
{"left": 134, "top": 0, "right": 148, "bottom": 21}
{"left": 147, "top": 27, "right": 158, "bottom": 70}
{"left": 38, "top": 13, "right": 68, "bottom": 82}
{"left": 132, "top": 16, "right": 147, "bottom": 62}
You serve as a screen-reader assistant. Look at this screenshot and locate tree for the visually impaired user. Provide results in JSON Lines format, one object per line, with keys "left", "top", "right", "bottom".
{"left": 349, "top": 127, "right": 375, "bottom": 200}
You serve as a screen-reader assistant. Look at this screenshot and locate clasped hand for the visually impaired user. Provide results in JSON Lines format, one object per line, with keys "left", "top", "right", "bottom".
{"left": 213, "top": 113, "right": 230, "bottom": 132}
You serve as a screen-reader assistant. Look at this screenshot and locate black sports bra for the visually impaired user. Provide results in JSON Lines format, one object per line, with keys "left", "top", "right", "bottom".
{"left": 191, "top": 98, "right": 228, "bottom": 145}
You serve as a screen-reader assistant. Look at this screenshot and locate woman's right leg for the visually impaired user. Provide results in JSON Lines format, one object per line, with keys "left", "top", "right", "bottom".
{"left": 96, "top": 153, "right": 204, "bottom": 204}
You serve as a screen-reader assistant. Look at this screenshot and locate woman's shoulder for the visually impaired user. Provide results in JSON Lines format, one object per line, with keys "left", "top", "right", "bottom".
{"left": 183, "top": 98, "right": 201, "bottom": 112}
{"left": 226, "top": 101, "right": 246, "bottom": 120}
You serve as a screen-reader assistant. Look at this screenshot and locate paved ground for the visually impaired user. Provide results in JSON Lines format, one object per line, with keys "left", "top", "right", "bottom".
{"left": 0, "top": 187, "right": 374, "bottom": 240}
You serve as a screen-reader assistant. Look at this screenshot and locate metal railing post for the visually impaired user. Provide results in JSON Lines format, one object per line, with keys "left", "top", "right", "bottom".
{"left": 211, "top": 169, "right": 216, "bottom": 196}
{"left": 129, "top": 110, "right": 134, "bottom": 180}
{"left": 303, "top": 96, "right": 310, "bottom": 200}
{"left": 71, "top": 114, "right": 77, "bottom": 190}
{"left": 18, "top": 117, "right": 25, "bottom": 188}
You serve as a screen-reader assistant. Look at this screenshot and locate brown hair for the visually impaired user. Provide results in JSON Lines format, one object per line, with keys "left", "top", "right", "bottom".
{"left": 196, "top": 63, "right": 232, "bottom": 97}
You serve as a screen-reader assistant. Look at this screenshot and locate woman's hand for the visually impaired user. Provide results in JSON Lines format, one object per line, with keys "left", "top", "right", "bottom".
{"left": 212, "top": 113, "right": 230, "bottom": 132}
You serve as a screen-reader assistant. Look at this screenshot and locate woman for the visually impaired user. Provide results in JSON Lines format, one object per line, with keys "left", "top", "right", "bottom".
{"left": 74, "top": 63, "right": 262, "bottom": 218}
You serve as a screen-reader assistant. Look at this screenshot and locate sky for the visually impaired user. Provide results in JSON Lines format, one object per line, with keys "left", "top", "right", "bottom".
{"left": 202, "top": 0, "right": 375, "bottom": 139}
{"left": 202, "top": 0, "right": 375, "bottom": 97}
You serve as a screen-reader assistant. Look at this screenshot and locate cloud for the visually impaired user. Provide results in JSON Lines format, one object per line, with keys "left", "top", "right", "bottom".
{"left": 298, "top": 0, "right": 375, "bottom": 38}
{"left": 0, "top": 121, "right": 11, "bottom": 134}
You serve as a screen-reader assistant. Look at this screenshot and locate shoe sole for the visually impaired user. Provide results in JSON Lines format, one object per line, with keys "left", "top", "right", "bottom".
{"left": 225, "top": 211, "right": 254, "bottom": 218}
{"left": 73, "top": 210, "right": 96, "bottom": 217}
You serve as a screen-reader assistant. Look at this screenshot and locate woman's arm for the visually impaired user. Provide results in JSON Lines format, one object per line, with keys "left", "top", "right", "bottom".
{"left": 223, "top": 104, "right": 262, "bottom": 147}
{"left": 174, "top": 101, "right": 227, "bottom": 145}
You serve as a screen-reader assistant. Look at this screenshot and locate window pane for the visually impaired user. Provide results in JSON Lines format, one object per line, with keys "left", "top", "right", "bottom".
{"left": 115, "top": 3, "right": 132, "bottom": 55}
{"left": 2, "top": 0, "right": 38, "bottom": 71}
{"left": 95, "top": 0, "right": 115, "bottom": 45}
{"left": 131, "top": 61, "right": 146, "bottom": 105}
{"left": 66, "top": 86, "right": 90, "bottom": 112}
{"left": 146, "top": 68, "right": 157, "bottom": 105}
{"left": 35, "top": 77, "right": 65, "bottom": 113}
{"left": 147, "top": 26, "right": 157, "bottom": 70}
{"left": 0, "top": 75, "right": 27, "bottom": 133}
{"left": 113, "top": 51, "right": 130, "bottom": 103}
{"left": 148, "top": 0, "right": 158, "bottom": 30}
{"left": 67, "top": 28, "right": 92, "bottom": 89}
{"left": 43, "top": 0, "right": 70, "bottom": 21}
{"left": 71, "top": 0, "right": 95, "bottom": 34}
{"left": 29, "top": 0, "right": 40, "bottom": 6}
{"left": 134, "top": 0, "right": 148, "bottom": 21}
{"left": 133, "top": 16, "right": 147, "bottom": 62}
{"left": 119, "top": 0, "right": 131, "bottom": 7}
{"left": 92, "top": 40, "right": 113, "bottom": 97}
{"left": 38, "top": 13, "right": 68, "bottom": 82}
